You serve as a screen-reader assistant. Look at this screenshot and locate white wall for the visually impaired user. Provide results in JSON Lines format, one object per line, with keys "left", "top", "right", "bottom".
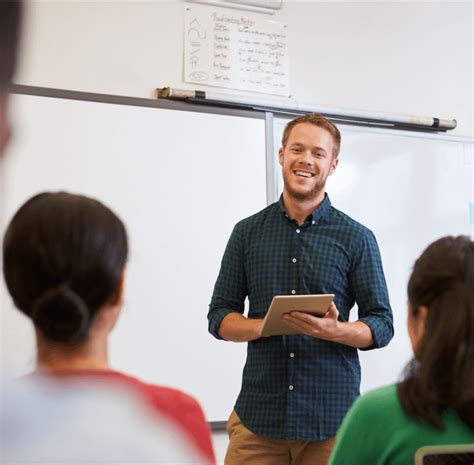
{"left": 8, "top": 1, "right": 474, "bottom": 463}
{"left": 16, "top": 1, "right": 473, "bottom": 136}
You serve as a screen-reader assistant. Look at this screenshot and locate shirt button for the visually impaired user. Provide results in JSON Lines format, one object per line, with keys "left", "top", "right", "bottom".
{"left": 296, "top": 229, "right": 300, "bottom": 233}
{"left": 289, "top": 353, "right": 295, "bottom": 358}
{"left": 292, "top": 258, "right": 297, "bottom": 263}
{"left": 289, "top": 385, "right": 294, "bottom": 391}
{"left": 291, "top": 290, "right": 296, "bottom": 294}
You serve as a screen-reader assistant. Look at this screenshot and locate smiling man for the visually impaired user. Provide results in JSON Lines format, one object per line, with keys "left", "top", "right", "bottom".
{"left": 208, "top": 114, "right": 394, "bottom": 465}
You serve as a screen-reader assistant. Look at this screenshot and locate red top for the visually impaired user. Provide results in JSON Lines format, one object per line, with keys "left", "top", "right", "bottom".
{"left": 41, "top": 369, "right": 215, "bottom": 464}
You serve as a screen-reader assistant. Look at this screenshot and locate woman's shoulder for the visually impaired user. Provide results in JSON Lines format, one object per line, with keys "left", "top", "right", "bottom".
{"left": 108, "top": 371, "right": 215, "bottom": 463}
{"left": 348, "top": 383, "right": 474, "bottom": 438}
{"left": 141, "top": 382, "right": 205, "bottom": 416}
{"left": 348, "top": 384, "right": 400, "bottom": 419}
{"left": 104, "top": 371, "right": 206, "bottom": 419}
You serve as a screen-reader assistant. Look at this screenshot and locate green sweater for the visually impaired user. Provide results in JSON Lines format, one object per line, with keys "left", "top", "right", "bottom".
{"left": 329, "top": 384, "right": 474, "bottom": 465}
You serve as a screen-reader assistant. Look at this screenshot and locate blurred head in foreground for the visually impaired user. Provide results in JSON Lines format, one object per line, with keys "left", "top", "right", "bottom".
{"left": 0, "top": 0, "right": 22, "bottom": 157}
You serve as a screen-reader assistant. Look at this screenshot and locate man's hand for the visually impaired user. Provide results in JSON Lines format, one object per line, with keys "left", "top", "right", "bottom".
{"left": 281, "top": 302, "right": 340, "bottom": 341}
{"left": 281, "top": 302, "right": 373, "bottom": 348}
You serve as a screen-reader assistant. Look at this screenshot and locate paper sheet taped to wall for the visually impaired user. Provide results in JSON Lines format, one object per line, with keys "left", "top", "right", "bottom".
{"left": 184, "top": 6, "right": 290, "bottom": 96}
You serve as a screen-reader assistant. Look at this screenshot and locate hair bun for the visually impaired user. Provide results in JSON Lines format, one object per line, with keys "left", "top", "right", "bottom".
{"left": 32, "top": 285, "right": 90, "bottom": 343}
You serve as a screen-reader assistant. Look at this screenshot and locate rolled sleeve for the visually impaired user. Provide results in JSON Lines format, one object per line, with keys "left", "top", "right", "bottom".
{"left": 208, "top": 223, "right": 248, "bottom": 340}
{"left": 208, "top": 307, "right": 235, "bottom": 340}
{"left": 358, "top": 314, "right": 393, "bottom": 350}
{"left": 350, "top": 231, "right": 394, "bottom": 350}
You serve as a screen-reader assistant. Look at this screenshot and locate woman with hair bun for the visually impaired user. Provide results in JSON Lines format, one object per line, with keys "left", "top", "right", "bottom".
{"left": 329, "top": 236, "right": 474, "bottom": 465}
{"left": 3, "top": 192, "right": 215, "bottom": 464}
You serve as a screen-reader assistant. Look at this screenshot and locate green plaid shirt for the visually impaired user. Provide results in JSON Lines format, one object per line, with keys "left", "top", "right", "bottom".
{"left": 208, "top": 194, "right": 393, "bottom": 440}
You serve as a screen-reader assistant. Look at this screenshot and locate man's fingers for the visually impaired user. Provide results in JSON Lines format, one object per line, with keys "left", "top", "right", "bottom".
{"left": 324, "top": 302, "right": 339, "bottom": 319}
{"left": 282, "top": 313, "right": 320, "bottom": 336}
{"left": 286, "top": 311, "right": 321, "bottom": 324}
{"left": 284, "top": 312, "right": 324, "bottom": 329}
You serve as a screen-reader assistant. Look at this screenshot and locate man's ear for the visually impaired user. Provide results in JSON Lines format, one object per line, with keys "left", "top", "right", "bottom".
{"left": 329, "top": 156, "right": 339, "bottom": 176}
{"left": 278, "top": 147, "right": 284, "bottom": 167}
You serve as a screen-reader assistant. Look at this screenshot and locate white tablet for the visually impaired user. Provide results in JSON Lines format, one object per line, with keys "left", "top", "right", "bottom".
{"left": 260, "top": 294, "right": 335, "bottom": 337}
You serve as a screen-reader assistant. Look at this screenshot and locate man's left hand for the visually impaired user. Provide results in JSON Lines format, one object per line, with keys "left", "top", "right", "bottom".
{"left": 281, "top": 302, "right": 341, "bottom": 341}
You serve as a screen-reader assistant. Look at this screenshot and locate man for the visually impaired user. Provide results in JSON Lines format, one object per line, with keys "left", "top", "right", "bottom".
{"left": 0, "top": 0, "right": 22, "bottom": 157}
{"left": 208, "top": 114, "right": 394, "bottom": 465}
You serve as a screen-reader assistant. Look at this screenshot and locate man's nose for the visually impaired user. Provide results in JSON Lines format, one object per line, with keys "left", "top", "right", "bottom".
{"left": 299, "top": 150, "right": 313, "bottom": 166}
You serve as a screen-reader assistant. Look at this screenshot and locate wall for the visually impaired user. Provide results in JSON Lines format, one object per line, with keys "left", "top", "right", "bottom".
{"left": 8, "top": 1, "right": 474, "bottom": 463}
{"left": 16, "top": 1, "right": 473, "bottom": 136}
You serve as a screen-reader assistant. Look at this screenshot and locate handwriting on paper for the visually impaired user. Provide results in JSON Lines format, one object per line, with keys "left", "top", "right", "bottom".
{"left": 184, "top": 7, "right": 290, "bottom": 96}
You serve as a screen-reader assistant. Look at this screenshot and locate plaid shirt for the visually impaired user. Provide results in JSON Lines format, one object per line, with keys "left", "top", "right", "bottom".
{"left": 208, "top": 194, "right": 393, "bottom": 441}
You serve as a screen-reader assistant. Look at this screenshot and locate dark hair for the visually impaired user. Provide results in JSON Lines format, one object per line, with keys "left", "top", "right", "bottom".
{"left": 0, "top": 0, "right": 23, "bottom": 88}
{"left": 397, "top": 236, "right": 474, "bottom": 430}
{"left": 281, "top": 113, "right": 341, "bottom": 158}
{"left": 3, "top": 192, "right": 128, "bottom": 344}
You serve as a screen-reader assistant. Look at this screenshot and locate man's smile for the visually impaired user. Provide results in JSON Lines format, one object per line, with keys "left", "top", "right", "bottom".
{"left": 293, "top": 170, "right": 315, "bottom": 178}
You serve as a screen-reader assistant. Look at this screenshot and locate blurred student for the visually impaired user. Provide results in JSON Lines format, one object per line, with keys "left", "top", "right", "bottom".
{"left": 0, "top": 0, "right": 22, "bottom": 157}
{"left": 2, "top": 376, "right": 202, "bottom": 464}
{"left": 2, "top": 191, "right": 216, "bottom": 464}
{"left": 329, "top": 236, "right": 474, "bottom": 465}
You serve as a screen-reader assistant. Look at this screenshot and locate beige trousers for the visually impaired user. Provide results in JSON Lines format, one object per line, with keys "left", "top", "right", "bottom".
{"left": 225, "top": 410, "right": 335, "bottom": 465}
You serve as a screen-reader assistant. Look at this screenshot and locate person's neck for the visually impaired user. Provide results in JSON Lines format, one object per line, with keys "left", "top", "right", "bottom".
{"left": 282, "top": 190, "right": 325, "bottom": 226}
{"left": 36, "top": 334, "right": 110, "bottom": 374}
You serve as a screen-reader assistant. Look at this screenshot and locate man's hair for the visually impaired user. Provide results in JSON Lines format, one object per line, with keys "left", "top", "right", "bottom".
{"left": 281, "top": 114, "right": 341, "bottom": 158}
{"left": 398, "top": 235, "right": 474, "bottom": 430}
{"left": 0, "top": 0, "right": 23, "bottom": 89}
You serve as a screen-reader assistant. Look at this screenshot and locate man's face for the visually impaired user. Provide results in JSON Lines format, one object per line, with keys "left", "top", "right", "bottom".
{"left": 279, "top": 122, "right": 338, "bottom": 202}
{"left": 0, "top": 93, "right": 12, "bottom": 158}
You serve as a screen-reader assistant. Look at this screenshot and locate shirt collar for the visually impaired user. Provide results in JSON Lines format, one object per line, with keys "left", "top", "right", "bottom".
{"left": 278, "top": 193, "right": 332, "bottom": 225}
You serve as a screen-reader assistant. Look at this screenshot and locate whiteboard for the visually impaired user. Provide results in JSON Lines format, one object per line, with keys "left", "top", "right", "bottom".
{"left": 274, "top": 117, "right": 473, "bottom": 393}
{"left": 2, "top": 94, "right": 472, "bottom": 424}
{"left": 0, "top": 94, "right": 267, "bottom": 422}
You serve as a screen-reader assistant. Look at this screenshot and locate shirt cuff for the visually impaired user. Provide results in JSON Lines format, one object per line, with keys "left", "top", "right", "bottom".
{"left": 357, "top": 315, "right": 393, "bottom": 350}
{"left": 208, "top": 307, "right": 235, "bottom": 340}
